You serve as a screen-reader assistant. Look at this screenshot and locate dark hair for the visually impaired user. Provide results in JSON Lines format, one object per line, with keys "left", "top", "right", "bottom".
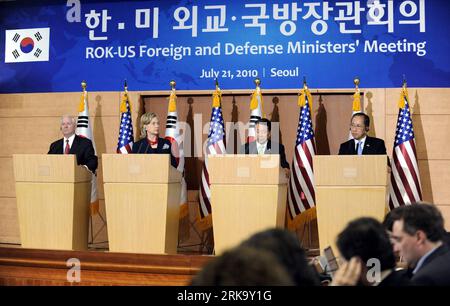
{"left": 337, "top": 217, "right": 396, "bottom": 271}
{"left": 351, "top": 113, "right": 370, "bottom": 128}
{"left": 240, "top": 228, "right": 320, "bottom": 286}
{"left": 255, "top": 118, "right": 271, "bottom": 132}
{"left": 399, "top": 203, "right": 445, "bottom": 242}
{"left": 190, "top": 246, "right": 294, "bottom": 286}
{"left": 382, "top": 206, "right": 406, "bottom": 232}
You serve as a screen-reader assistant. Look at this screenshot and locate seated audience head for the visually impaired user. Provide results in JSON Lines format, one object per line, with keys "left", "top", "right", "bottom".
{"left": 139, "top": 112, "right": 159, "bottom": 139}
{"left": 255, "top": 118, "right": 271, "bottom": 144}
{"left": 383, "top": 206, "right": 406, "bottom": 233}
{"left": 391, "top": 202, "right": 446, "bottom": 268}
{"left": 337, "top": 217, "right": 397, "bottom": 284}
{"left": 190, "top": 245, "right": 294, "bottom": 286}
{"left": 240, "top": 228, "right": 320, "bottom": 286}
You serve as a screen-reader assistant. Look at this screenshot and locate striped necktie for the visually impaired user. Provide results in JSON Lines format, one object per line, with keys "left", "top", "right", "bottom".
{"left": 64, "top": 139, "right": 70, "bottom": 154}
{"left": 357, "top": 141, "right": 363, "bottom": 155}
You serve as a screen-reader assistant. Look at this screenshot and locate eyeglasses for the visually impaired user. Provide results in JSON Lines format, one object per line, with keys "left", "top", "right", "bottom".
{"left": 350, "top": 124, "right": 365, "bottom": 129}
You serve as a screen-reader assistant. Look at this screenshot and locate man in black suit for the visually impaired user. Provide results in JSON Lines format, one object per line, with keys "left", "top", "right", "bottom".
{"left": 241, "top": 118, "right": 290, "bottom": 177}
{"left": 338, "top": 113, "right": 387, "bottom": 155}
{"left": 391, "top": 203, "right": 450, "bottom": 285}
{"left": 48, "top": 115, "right": 98, "bottom": 173}
{"left": 334, "top": 217, "right": 411, "bottom": 286}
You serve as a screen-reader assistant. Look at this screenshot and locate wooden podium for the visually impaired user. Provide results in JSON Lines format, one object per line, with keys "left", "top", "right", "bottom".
{"left": 102, "top": 154, "right": 181, "bottom": 255}
{"left": 13, "top": 154, "right": 92, "bottom": 251}
{"left": 314, "top": 155, "right": 389, "bottom": 255}
{"left": 209, "top": 154, "right": 288, "bottom": 254}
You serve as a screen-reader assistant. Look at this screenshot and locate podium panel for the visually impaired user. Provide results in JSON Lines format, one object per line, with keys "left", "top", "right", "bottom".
{"left": 13, "top": 154, "right": 92, "bottom": 251}
{"left": 209, "top": 155, "right": 288, "bottom": 255}
{"left": 314, "top": 155, "right": 388, "bottom": 256}
{"left": 102, "top": 154, "right": 181, "bottom": 255}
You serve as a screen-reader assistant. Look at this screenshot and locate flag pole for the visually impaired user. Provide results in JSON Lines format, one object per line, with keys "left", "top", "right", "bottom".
{"left": 254, "top": 77, "right": 261, "bottom": 89}
{"left": 354, "top": 76, "right": 360, "bottom": 92}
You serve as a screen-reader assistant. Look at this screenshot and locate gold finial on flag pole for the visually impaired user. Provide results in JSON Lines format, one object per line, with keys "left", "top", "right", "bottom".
{"left": 168, "top": 80, "right": 177, "bottom": 112}
{"left": 298, "top": 76, "right": 312, "bottom": 107}
{"left": 170, "top": 80, "right": 176, "bottom": 90}
{"left": 354, "top": 76, "right": 360, "bottom": 90}
{"left": 399, "top": 75, "right": 408, "bottom": 108}
{"left": 121, "top": 79, "right": 131, "bottom": 112}
{"left": 212, "top": 79, "right": 221, "bottom": 107}
{"left": 352, "top": 77, "right": 361, "bottom": 112}
{"left": 81, "top": 80, "right": 87, "bottom": 92}
{"left": 254, "top": 77, "right": 261, "bottom": 88}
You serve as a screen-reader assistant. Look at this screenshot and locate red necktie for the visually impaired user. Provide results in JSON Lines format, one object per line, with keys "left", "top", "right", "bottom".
{"left": 64, "top": 139, "right": 70, "bottom": 154}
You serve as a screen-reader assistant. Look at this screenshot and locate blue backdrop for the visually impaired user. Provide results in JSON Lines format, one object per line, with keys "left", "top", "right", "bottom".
{"left": 1, "top": 0, "right": 449, "bottom": 93}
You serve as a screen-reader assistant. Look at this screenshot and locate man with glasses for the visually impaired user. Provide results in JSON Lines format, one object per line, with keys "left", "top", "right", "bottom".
{"left": 338, "top": 113, "right": 387, "bottom": 155}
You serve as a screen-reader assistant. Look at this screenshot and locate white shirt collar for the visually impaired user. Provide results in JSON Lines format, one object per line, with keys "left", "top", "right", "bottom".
{"left": 412, "top": 243, "right": 442, "bottom": 275}
{"left": 256, "top": 140, "right": 268, "bottom": 154}
{"left": 63, "top": 134, "right": 76, "bottom": 152}
{"left": 354, "top": 136, "right": 367, "bottom": 150}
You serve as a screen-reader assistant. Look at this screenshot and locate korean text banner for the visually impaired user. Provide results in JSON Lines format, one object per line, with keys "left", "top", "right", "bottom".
{"left": 0, "top": 0, "right": 449, "bottom": 93}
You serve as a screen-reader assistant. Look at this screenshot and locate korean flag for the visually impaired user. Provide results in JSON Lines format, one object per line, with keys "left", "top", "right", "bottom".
{"left": 4, "top": 27, "right": 50, "bottom": 63}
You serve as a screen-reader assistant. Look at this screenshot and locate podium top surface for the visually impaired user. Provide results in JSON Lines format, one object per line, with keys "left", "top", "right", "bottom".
{"left": 102, "top": 154, "right": 181, "bottom": 183}
{"left": 13, "top": 154, "right": 92, "bottom": 183}
{"left": 313, "top": 155, "right": 389, "bottom": 186}
{"left": 208, "top": 154, "right": 288, "bottom": 185}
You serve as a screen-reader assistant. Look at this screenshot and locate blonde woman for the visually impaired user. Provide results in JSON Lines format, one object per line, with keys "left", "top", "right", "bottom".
{"left": 132, "top": 112, "right": 176, "bottom": 167}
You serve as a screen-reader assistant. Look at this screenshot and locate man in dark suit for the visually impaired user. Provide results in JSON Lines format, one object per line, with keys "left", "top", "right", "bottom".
{"left": 241, "top": 118, "right": 290, "bottom": 176}
{"left": 334, "top": 217, "right": 411, "bottom": 286}
{"left": 391, "top": 203, "right": 450, "bottom": 285}
{"left": 338, "top": 113, "right": 387, "bottom": 155}
{"left": 48, "top": 115, "right": 98, "bottom": 173}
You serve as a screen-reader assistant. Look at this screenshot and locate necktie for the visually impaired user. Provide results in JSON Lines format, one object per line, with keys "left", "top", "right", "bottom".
{"left": 357, "top": 141, "right": 363, "bottom": 155}
{"left": 258, "top": 145, "right": 264, "bottom": 155}
{"left": 64, "top": 139, "right": 70, "bottom": 154}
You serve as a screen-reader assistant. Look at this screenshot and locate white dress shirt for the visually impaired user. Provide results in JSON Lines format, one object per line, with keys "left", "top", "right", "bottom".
{"left": 256, "top": 141, "right": 268, "bottom": 155}
{"left": 63, "top": 134, "right": 76, "bottom": 154}
{"left": 354, "top": 136, "right": 367, "bottom": 153}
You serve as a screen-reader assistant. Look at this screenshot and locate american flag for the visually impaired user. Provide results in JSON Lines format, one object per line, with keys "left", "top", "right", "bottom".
{"left": 116, "top": 89, "right": 134, "bottom": 153}
{"left": 199, "top": 87, "right": 226, "bottom": 222}
{"left": 389, "top": 87, "right": 422, "bottom": 209}
{"left": 288, "top": 88, "right": 316, "bottom": 220}
{"left": 75, "top": 84, "right": 99, "bottom": 216}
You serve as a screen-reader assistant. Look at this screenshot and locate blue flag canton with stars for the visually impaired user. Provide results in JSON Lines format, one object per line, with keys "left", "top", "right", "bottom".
{"left": 207, "top": 106, "right": 225, "bottom": 147}
{"left": 117, "top": 99, "right": 134, "bottom": 149}
{"left": 395, "top": 97, "right": 415, "bottom": 146}
{"left": 296, "top": 99, "right": 314, "bottom": 145}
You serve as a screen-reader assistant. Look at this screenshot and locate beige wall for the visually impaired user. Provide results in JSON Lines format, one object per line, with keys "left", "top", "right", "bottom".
{"left": 1, "top": 87, "right": 449, "bottom": 244}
